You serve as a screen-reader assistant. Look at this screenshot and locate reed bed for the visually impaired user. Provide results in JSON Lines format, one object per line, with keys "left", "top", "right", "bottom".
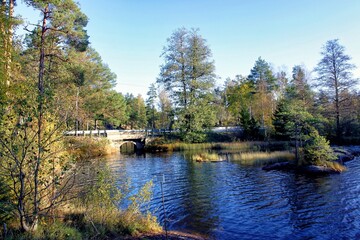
{"left": 157, "top": 141, "right": 287, "bottom": 152}
{"left": 191, "top": 152, "right": 222, "bottom": 162}
{"left": 320, "top": 161, "right": 347, "bottom": 172}
{"left": 231, "top": 151, "right": 295, "bottom": 166}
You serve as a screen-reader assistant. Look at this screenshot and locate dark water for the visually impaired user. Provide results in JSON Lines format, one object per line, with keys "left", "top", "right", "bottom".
{"left": 109, "top": 152, "right": 360, "bottom": 240}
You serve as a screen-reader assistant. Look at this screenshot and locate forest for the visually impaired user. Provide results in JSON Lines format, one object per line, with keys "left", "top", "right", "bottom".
{"left": 0, "top": 0, "right": 360, "bottom": 239}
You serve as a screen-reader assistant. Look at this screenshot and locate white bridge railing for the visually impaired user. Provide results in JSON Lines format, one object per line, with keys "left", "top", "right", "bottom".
{"left": 64, "top": 129, "right": 172, "bottom": 137}
{"left": 64, "top": 127, "right": 242, "bottom": 137}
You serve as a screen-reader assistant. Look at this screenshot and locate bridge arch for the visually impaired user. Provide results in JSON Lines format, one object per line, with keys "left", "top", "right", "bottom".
{"left": 119, "top": 140, "right": 145, "bottom": 153}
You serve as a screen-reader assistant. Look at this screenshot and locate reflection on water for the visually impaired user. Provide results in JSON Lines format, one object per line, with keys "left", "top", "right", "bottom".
{"left": 109, "top": 152, "right": 360, "bottom": 240}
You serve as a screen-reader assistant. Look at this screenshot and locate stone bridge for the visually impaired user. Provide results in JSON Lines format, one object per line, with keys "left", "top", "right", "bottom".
{"left": 65, "top": 127, "right": 242, "bottom": 151}
{"left": 65, "top": 129, "right": 167, "bottom": 151}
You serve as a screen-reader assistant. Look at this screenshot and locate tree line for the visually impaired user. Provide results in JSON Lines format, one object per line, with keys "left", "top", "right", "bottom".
{"left": 0, "top": 0, "right": 150, "bottom": 232}
{"left": 153, "top": 28, "right": 360, "bottom": 144}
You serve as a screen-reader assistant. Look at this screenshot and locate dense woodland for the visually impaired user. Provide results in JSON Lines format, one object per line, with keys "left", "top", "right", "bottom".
{"left": 0, "top": 0, "right": 360, "bottom": 237}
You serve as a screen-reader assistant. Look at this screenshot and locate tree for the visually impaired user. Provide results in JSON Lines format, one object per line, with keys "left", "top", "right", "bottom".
{"left": 125, "top": 94, "right": 147, "bottom": 129}
{"left": 225, "top": 75, "right": 254, "bottom": 126}
{"left": 158, "top": 28, "right": 216, "bottom": 141}
{"left": 146, "top": 83, "right": 157, "bottom": 131}
{"left": 314, "top": 39, "right": 357, "bottom": 141}
{"left": 103, "top": 91, "right": 128, "bottom": 129}
{"left": 289, "top": 66, "right": 313, "bottom": 107}
{"left": 0, "top": 0, "right": 89, "bottom": 232}
{"left": 248, "top": 57, "right": 277, "bottom": 129}
{"left": 158, "top": 89, "right": 173, "bottom": 130}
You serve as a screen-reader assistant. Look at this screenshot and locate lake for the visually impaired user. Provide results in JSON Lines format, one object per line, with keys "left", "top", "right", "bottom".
{"left": 109, "top": 152, "right": 360, "bottom": 240}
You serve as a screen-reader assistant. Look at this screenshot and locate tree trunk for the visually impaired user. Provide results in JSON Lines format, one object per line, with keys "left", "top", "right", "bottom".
{"left": 334, "top": 77, "right": 341, "bottom": 140}
{"left": 32, "top": 4, "right": 49, "bottom": 232}
{"left": 1, "top": 0, "right": 12, "bottom": 86}
{"left": 75, "top": 87, "right": 79, "bottom": 135}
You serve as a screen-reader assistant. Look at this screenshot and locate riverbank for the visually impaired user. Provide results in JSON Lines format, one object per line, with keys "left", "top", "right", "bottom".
{"left": 263, "top": 145, "right": 360, "bottom": 174}
{"left": 122, "top": 230, "right": 208, "bottom": 240}
{"left": 145, "top": 139, "right": 289, "bottom": 153}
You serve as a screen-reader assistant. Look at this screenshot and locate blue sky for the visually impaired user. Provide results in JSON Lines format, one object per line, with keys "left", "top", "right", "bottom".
{"left": 16, "top": 0, "right": 360, "bottom": 97}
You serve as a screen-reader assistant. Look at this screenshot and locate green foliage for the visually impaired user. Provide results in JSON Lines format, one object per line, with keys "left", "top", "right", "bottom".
{"left": 248, "top": 57, "right": 277, "bottom": 91}
{"left": 6, "top": 222, "right": 82, "bottom": 240}
{"left": 125, "top": 94, "right": 147, "bottom": 129}
{"left": 33, "top": 222, "right": 82, "bottom": 240}
{"left": 239, "top": 107, "right": 260, "bottom": 140}
{"left": 247, "top": 57, "right": 277, "bottom": 128}
{"left": 158, "top": 28, "right": 216, "bottom": 135}
{"left": 69, "top": 165, "right": 161, "bottom": 238}
{"left": 273, "top": 98, "right": 292, "bottom": 140}
{"left": 146, "top": 83, "right": 159, "bottom": 130}
{"left": 303, "top": 129, "right": 337, "bottom": 165}
{"left": 225, "top": 77, "right": 254, "bottom": 126}
{"left": 82, "top": 165, "right": 123, "bottom": 234}
{"left": 181, "top": 131, "right": 207, "bottom": 143}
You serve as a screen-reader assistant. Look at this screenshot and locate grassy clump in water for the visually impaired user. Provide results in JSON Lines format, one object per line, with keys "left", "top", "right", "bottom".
{"left": 231, "top": 151, "right": 295, "bottom": 166}
{"left": 191, "top": 152, "right": 222, "bottom": 162}
{"left": 316, "top": 160, "right": 347, "bottom": 172}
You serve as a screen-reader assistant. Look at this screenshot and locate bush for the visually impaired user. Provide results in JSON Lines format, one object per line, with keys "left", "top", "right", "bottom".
{"left": 6, "top": 222, "right": 82, "bottom": 240}
{"left": 65, "top": 137, "right": 114, "bottom": 160}
{"left": 304, "top": 129, "right": 337, "bottom": 165}
{"left": 181, "top": 131, "right": 207, "bottom": 143}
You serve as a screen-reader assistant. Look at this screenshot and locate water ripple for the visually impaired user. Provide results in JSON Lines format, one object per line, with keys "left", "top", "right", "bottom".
{"left": 110, "top": 153, "right": 360, "bottom": 240}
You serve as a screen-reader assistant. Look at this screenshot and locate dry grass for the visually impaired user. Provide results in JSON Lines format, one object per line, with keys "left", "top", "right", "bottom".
{"left": 231, "top": 151, "right": 295, "bottom": 166}
{"left": 65, "top": 137, "right": 116, "bottom": 160}
{"left": 321, "top": 161, "right": 347, "bottom": 172}
{"left": 158, "top": 141, "right": 285, "bottom": 152}
{"left": 191, "top": 153, "right": 222, "bottom": 162}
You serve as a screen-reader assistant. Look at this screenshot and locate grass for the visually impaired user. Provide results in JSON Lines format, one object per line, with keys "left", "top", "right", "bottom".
{"left": 65, "top": 137, "right": 116, "bottom": 160}
{"left": 1, "top": 159, "right": 162, "bottom": 240}
{"left": 148, "top": 141, "right": 289, "bottom": 152}
{"left": 318, "top": 160, "right": 347, "bottom": 172}
{"left": 231, "top": 151, "right": 295, "bottom": 166}
{"left": 191, "top": 152, "right": 222, "bottom": 162}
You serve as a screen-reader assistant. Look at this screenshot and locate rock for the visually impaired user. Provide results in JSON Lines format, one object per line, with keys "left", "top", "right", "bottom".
{"left": 300, "top": 165, "right": 342, "bottom": 174}
{"left": 333, "top": 146, "right": 356, "bottom": 163}
{"left": 262, "top": 162, "right": 294, "bottom": 171}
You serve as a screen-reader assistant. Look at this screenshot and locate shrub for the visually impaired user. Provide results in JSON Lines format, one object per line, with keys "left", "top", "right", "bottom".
{"left": 65, "top": 137, "right": 114, "bottom": 160}
{"left": 303, "top": 129, "right": 337, "bottom": 165}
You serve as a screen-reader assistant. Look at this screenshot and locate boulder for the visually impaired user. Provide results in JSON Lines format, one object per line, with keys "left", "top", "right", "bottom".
{"left": 333, "top": 147, "right": 356, "bottom": 163}
{"left": 262, "top": 162, "right": 294, "bottom": 171}
{"left": 300, "top": 165, "right": 342, "bottom": 174}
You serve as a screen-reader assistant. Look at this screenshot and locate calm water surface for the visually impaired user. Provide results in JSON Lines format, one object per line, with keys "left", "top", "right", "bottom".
{"left": 109, "top": 152, "right": 360, "bottom": 240}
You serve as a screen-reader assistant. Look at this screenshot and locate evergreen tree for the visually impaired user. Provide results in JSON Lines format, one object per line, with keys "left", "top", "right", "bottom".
{"left": 158, "top": 28, "right": 216, "bottom": 141}
{"left": 146, "top": 83, "right": 157, "bottom": 131}
{"left": 248, "top": 57, "right": 277, "bottom": 129}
